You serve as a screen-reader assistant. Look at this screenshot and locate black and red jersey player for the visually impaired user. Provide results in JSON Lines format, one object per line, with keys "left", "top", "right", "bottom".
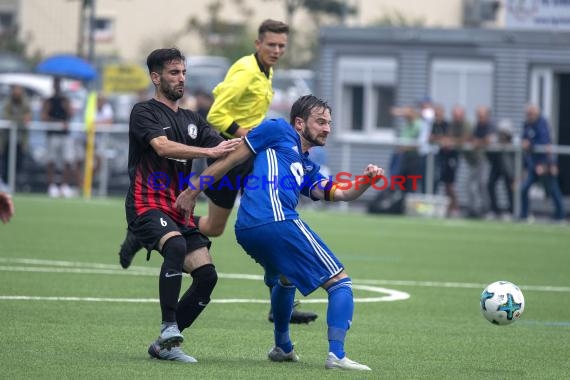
{"left": 124, "top": 47, "right": 240, "bottom": 363}
{"left": 125, "top": 98, "right": 224, "bottom": 231}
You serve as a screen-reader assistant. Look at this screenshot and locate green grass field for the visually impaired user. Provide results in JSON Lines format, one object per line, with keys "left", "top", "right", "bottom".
{"left": 1, "top": 195, "right": 569, "bottom": 379}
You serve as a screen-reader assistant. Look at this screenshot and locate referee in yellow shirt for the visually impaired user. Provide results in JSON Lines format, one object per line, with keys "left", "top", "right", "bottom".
{"left": 201, "top": 19, "right": 318, "bottom": 324}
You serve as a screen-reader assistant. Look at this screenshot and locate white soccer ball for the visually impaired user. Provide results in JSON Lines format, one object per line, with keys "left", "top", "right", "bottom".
{"left": 480, "top": 281, "right": 525, "bottom": 325}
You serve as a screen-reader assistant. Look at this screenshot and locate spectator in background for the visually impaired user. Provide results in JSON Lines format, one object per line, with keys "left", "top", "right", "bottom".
{"left": 391, "top": 106, "right": 424, "bottom": 191}
{"left": 465, "top": 106, "right": 492, "bottom": 218}
{"left": 520, "top": 104, "right": 566, "bottom": 222}
{"left": 487, "top": 119, "right": 515, "bottom": 220}
{"left": 417, "top": 98, "right": 434, "bottom": 193}
{"left": 95, "top": 94, "right": 114, "bottom": 124}
{"left": 41, "top": 77, "right": 75, "bottom": 198}
{"left": 429, "top": 105, "right": 447, "bottom": 190}
{"left": 419, "top": 96, "right": 435, "bottom": 126}
{"left": 2, "top": 85, "right": 32, "bottom": 185}
{"left": 447, "top": 106, "right": 471, "bottom": 217}
{"left": 430, "top": 105, "right": 460, "bottom": 217}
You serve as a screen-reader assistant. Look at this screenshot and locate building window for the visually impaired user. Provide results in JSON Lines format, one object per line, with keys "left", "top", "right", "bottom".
{"left": 94, "top": 17, "right": 114, "bottom": 42}
{"left": 0, "top": 12, "right": 14, "bottom": 34}
{"left": 374, "top": 85, "right": 396, "bottom": 128}
{"left": 430, "top": 59, "right": 494, "bottom": 123}
{"left": 337, "top": 57, "right": 397, "bottom": 133}
{"left": 342, "top": 84, "right": 364, "bottom": 131}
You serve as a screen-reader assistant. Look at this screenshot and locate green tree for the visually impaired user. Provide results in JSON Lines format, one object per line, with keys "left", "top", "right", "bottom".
{"left": 0, "top": 24, "right": 25, "bottom": 55}
{"left": 174, "top": 0, "right": 255, "bottom": 63}
{"left": 265, "top": 0, "right": 354, "bottom": 26}
{"left": 174, "top": 0, "right": 358, "bottom": 67}
{"left": 371, "top": 9, "right": 426, "bottom": 27}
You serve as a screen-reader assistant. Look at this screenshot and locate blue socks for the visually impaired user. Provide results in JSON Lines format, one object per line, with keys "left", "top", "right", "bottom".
{"left": 327, "top": 277, "right": 353, "bottom": 359}
{"left": 271, "top": 281, "right": 296, "bottom": 354}
{"left": 270, "top": 276, "right": 354, "bottom": 358}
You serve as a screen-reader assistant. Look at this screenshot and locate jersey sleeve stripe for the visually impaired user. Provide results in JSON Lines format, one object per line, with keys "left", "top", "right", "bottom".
{"left": 244, "top": 136, "right": 257, "bottom": 154}
{"left": 267, "top": 148, "right": 285, "bottom": 221}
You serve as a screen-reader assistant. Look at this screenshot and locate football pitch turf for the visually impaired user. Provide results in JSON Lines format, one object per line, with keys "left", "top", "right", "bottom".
{"left": 1, "top": 195, "right": 569, "bottom": 379}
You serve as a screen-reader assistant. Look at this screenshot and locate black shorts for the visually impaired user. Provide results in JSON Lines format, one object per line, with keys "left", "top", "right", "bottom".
{"left": 129, "top": 209, "right": 211, "bottom": 254}
{"left": 204, "top": 155, "right": 254, "bottom": 209}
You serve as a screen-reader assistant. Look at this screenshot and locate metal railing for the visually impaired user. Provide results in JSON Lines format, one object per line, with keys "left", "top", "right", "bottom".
{"left": 337, "top": 135, "right": 570, "bottom": 217}
{"left": 1, "top": 119, "right": 569, "bottom": 218}
{"left": 0, "top": 119, "right": 128, "bottom": 196}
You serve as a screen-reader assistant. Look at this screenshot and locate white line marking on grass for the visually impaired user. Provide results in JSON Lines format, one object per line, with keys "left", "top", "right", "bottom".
{"left": 355, "top": 279, "right": 570, "bottom": 293}
{"left": 0, "top": 257, "right": 130, "bottom": 269}
{"left": 0, "top": 265, "right": 157, "bottom": 276}
{"left": 0, "top": 258, "right": 409, "bottom": 303}
{"left": 0, "top": 285, "right": 409, "bottom": 304}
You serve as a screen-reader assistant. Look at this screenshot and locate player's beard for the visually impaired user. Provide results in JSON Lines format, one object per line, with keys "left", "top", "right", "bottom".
{"left": 160, "top": 81, "right": 184, "bottom": 102}
{"left": 302, "top": 127, "right": 327, "bottom": 147}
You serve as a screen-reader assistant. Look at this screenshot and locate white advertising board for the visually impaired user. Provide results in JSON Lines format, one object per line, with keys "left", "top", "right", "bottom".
{"left": 505, "top": 0, "right": 570, "bottom": 30}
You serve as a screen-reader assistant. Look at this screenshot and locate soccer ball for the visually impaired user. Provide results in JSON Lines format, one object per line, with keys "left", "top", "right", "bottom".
{"left": 480, "top": 281, "right": 525, "bottom": 325}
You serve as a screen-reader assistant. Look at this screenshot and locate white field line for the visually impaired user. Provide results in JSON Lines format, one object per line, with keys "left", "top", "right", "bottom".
{"left": 0, "top": 258, "right": 410, "bottom": 303}
{"left": 0, "top": 257, "right": 568, "bottom": 293}
{"left": 0, "top": 284, "right": 410, "bottom": 304}
{"left": 356, "top": 279, "right": 570, "bottom": 293}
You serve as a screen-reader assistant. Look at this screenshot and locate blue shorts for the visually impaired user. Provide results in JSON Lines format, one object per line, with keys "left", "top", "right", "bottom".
{"left": 235, "top": 219, "right": 344, "bottom": 296}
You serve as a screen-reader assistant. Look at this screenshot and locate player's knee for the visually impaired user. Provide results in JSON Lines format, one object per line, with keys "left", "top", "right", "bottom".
{"left": 278, "top": 275, "right": 294, "bottom": 287}
{"left": 323, "top": 271, "right": 350, "bottom": 289}
{"left": 161, "top": 235, "right": 187, "bottom": 272}
{"left": 326, "top": 276, "right": 353, "bottom": 294}
{"left": 191, "top": 264, "right": 218, "bottom": 301}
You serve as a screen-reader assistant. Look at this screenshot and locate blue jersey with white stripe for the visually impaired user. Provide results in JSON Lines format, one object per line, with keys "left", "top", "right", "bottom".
{"left": 236, "top": 118, "right": 326, "bottom": 230}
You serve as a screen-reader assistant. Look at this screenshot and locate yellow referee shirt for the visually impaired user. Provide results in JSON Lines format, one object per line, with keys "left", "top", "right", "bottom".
{"left": 207, "top": 54, "right": 273, "bottom": 138}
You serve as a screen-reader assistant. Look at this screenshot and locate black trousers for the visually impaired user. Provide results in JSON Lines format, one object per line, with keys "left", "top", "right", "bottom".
{"left": 488, "top": 164, "right": 513, "bottom": 215}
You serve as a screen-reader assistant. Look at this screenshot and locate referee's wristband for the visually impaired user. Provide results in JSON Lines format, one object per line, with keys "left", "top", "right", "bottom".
{"left": 225, "top": 121, "right": 240, "bottom": 137}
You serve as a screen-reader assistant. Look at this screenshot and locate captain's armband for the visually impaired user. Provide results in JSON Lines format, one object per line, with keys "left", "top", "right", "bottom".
{"left": 323, "top": 181, "right": 338, "bottom": 202}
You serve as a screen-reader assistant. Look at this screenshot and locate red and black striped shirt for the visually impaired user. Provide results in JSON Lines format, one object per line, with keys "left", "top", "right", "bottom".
{"left": 125, "top": 99, "right": 223, "bottom": 226}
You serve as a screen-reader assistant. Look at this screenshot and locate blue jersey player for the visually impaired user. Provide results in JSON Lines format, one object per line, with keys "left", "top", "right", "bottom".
{"left": 176, "top": 95, "right": 383, "bottom": 371}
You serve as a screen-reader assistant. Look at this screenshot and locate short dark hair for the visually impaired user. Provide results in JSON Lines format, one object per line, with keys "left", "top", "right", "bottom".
{"left": 258, "top": 19, "right": 289, "bottom": 40}
{"left": 290, "top": 95, "right": 331, "bottom": 125}
{"left": 146, "top": 48, "right": 185, "bottom": 74}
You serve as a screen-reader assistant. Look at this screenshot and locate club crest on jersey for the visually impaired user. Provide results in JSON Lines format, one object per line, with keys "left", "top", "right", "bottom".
{"left": 187, "top": 124, "right": 198, "bottom": 139}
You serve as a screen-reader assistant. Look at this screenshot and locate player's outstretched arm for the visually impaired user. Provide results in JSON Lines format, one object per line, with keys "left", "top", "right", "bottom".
{"left": 312, "top": 164, "right": 384, "bottom": 202}
{"left": 0, "top": 192, "right": 14, "bottom": 224}
{"left": 175, "top": 142, "right": 253, "bottom": 221}
{"left": 150, "top": 136, "right": 242, "bottom": 160}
